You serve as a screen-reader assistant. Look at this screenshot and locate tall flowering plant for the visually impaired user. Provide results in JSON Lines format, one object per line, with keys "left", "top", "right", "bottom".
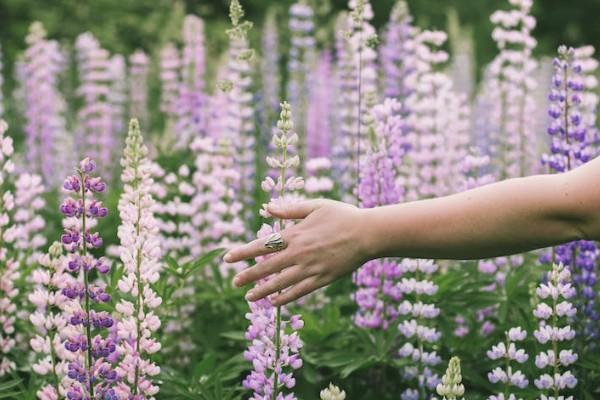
{"left": 487, "top": 327, "right": 529, "bottom": 398}
{"left": 114, "top": 119, "right": 162, "bottom": 398}
{"left": 29, "top": 241, "right": 70, "bottom": 399}
{"left": 541, "top": 45, "right": 599, "bottom": 346}
{"left": 59, "top": 157, "right": 118, "bottom": 399}
{"left": 243, "top": 102, "right": 304, "bottom": 400}
{"left": 354, "top": 98, "right": 408, "bottom": 330}
{"left": 0, "top": 119, "right": 17, "bottom": 377}
{"left": 533, "top": 263, "right": 578, "bottom": 398}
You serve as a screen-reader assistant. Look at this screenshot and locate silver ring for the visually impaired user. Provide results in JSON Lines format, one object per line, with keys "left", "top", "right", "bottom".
{"left": 264, "top": 232, "right": 286, "bottom": 251}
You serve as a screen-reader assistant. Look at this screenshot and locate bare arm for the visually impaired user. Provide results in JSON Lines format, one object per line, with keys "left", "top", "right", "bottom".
{"left": 224, "top": 157, "right": 600, "bottom": 305}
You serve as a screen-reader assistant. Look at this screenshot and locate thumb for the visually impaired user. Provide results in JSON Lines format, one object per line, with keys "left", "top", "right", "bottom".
{"left": 268, "top": 199, "right": 330, "bottom": 219}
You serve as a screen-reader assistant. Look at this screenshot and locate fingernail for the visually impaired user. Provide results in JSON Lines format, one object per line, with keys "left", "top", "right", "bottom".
{"left": 268, "top": 202, "right": 280, "bottom": 212}
{"left": 223, "top": 252, "right": 232, "bottom": 262}
{"left": 245, "top": 290, "right": 255, "bottom": 301}
{"left": 232, "top": 275, "right": 241, "bottom": 287}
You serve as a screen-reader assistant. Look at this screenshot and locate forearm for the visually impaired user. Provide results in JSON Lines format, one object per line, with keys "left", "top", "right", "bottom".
{"left": 363, "top": 173, "right": 587, "bottom": 260}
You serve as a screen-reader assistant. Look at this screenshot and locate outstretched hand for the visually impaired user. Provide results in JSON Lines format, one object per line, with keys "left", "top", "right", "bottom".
{"left": 224, "top": 199, "right": 371, "bottom": 306}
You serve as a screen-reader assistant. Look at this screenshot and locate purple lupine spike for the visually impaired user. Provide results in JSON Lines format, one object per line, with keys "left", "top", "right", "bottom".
{"left": 59, "top": 158, "right": 118, "bottom": 399}
{"left": 542, "top": 45, "right": 600, "bottom": 346}
{"left": 244, "top": 102, "right": 304, "bottom": 400}
{"left": 175, "top": 15, "right": 207, "bottom": 149}
{"left": 75, "top": 33, "right": 114, "bottom": 175}
{"left": 261, "top": 10, "right": 280, "bottom": 129}
{"left": 22, "top": 22, "right": 68, "bottom": 185}
{"left": 306, "top": 51, "right": 334, "bottom": 161}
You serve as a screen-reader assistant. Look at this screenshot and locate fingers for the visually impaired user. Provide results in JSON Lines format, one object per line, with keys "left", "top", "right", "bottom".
{"left": 268, "top": 198, "right": 330, "bottom": 220}
{"left": 244, "top": 265, "right": 309, "bottom": 302}
{"left": 233, "top": 251, "right": 295, "bottom": 287}
{"left": 223, "top": 230, "right": 290, "bottom": 263}
{"left": 271, "top": 275, "right": 324, "bottom": 306}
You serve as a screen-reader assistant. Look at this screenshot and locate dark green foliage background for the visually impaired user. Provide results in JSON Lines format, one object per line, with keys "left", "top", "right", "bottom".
{"left": 1, "top": 0, "right": 599, "bottom": 84}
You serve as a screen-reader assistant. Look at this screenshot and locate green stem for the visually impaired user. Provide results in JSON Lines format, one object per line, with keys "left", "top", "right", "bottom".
{"left": 79, "top": 171, "right": 94, "bottom": 398}
{"left": 271, "top": 144, "right": 288, "bottom": 400}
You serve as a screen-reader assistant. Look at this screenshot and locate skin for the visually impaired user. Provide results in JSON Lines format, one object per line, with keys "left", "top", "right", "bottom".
{"left": 224, "top": 157, "right": 600, "bottom": 306}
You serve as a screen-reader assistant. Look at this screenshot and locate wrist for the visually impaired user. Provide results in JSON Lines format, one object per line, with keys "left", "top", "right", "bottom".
{"left": 355, "top": 207, "right": 383, "bottom": 262}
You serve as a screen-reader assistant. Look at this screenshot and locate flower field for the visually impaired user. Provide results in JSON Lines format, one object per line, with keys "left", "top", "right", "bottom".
{"left": 1, "top": 0, "right": 600, "bottom": 399}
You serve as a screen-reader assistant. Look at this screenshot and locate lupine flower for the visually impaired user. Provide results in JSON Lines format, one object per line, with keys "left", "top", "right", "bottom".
{"left": 379, "top": 0, "right": 417, "bottom": 104}
{"left": 354, "top": 99, "right": 409, "bottom": 329}
{"left": 59, "top": 157, "right": 118, "bottom": 399}
{"left": 541, "top": 45, "right": 600, "bottom": 345}
{"left": 436, "top": 357, "right": 465, "bottom": 400}
{"left": 486, "top": 0, "right": 539, "bottom": 178}
{"left": 406, "top": 30, "right": 469, "bottom": 199}
{"left": 306, "top": 52, "right": 334, "bottom": 161}
{"left": 533, "top": 263, "right": 578, "bottom": 397}
{"left": 22, "top": 22, "right": 68, "bottom": 185}
{"left": 243, "top": 102, "right": 304, "bottom": 400}
{"left": 287, "top": 1, "right": 316, "bottom": 161}
{"left": 320, "top": 383, "right": 346, "bottom": 400}
{"left": 114, "top": 119, "right": 162, "bottom": 398}
{"left": 487, "top": 327, "right": 529, "bottom": 397}
{"left": 573, "top": 46, "right": 599, "bottom": 150}
{"left": 190, "top": 137, "right": 247, "bottom": 275}
{"left": 129, "top": 50, "right": 150, "bottom": 128}
{"left": 12, "top": 173, "right": 47, "bottom": 265}
{"left": 151, "top": 162, "right": 196, "bottom": 364}
{"left": 175, "top": 15, "right": 207, "bottom": 148}
{"left": 261, "top": 10, "right": 280, "bottom": 130}
{"left": 159, "top": 42, "right": 181, "bottom": 118}
{"left": 29, "top": 242, "right": 71, "bottom": 399}
{"left": 304, "top": 158, "right": 334, "bottom": 197}
{"left": 224, "top": 0, "right": 256, "bottom": 220}
{"left": 397, "top": 259, "right": 442, "bottom": 398}
{"left": 108, "top": 54, "right": 127, "bottom": 144}
{"left": 75, "top": 33, "right": 115, "bottom": 173}
{"left": 0, "top": 119, "right": 17, "bottom": 377}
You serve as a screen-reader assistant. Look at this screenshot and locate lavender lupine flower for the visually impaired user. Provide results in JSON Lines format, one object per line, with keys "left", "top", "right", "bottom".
{"left": 12, "top": 173, "right": 47, "bottom": 265}
{"left": 541, "top": 46, "right": 599, "bottom": 344}
{"left": 151, "top": 162, "right": 195, "bottom": 363}
{"left": 190, "top": 137, "right": 247, "bottom": 274}
{"left": 306, "top": 52, "right": 334, "bottom": 161}
{"left": 287, "top": 1, "right": 316, "bottom": 162}
{"left": 487, "top": 327, "right": 529, "bottom": 398}
{"left": 224, "top": 0, "right": 256, "bottom": 220}
{"left": 129, "top": 50, "right": 150, "bottom": 128}
{"left": 159, "top": 42, "right": 181, "bottom": 119}
{"left": 114, "top": 119, "right": 162, "bottom": 398}
{"left": 397, "top": 259, "right": 442, "bottom": 399}
{"left": 447, "top": 11, "right": 476, "bottom": 98}
{"left": 331, "top": 12, "right": 359, "bottom": 203}
{"left": 175, "top": 15, "right": 207, "bottom": 149}
{"left": 29, "top": 242, "right": 71, "bottom": 399}
{"left": 261, "top": 10, "right": 280, "bottom": 131}
{"left": 108, "top": 54, "right": 127, "bottom": 142}
{"left": 533, "top": 263, "right": 578, "bottom": 398}
{"left": 436, "top": 357, "right": 465, "bottom": 400}
{"left": 75, "top": 33, "right": 114, "bottom": 173}
{"left": 573, "top": 46, "right": 599, "bottom": 152}
{"left": 243, "top": 102, "right": 304, "bottom": 400}
{"left": 0, "top": 119, "right": 17, "bottom": 377}
{"left": 487, "top": 0, "right": 539, "bottom": 178}
{"left": 354, "top": 99, "right": 409, "bottom": 329}
{"left": 406, "top": 30, "right": 469, "bottom": 199}
{"left": 22, "top": 22, "right": 68, "bottom": 184}
{"left": 379, "top": 0, "right": 417, "bottom": 104}
{"left": 59, "top": 157, "right": 118, "bottom": 399}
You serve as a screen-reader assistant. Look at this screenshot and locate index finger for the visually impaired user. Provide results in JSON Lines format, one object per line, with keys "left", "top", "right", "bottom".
{"left": 223, "top": 231, "right": 289, "bottom": 263}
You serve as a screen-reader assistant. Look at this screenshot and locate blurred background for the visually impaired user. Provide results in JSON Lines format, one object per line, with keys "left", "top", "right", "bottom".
{"left": 1, "top": 0, "right": 600, "bottom": 91}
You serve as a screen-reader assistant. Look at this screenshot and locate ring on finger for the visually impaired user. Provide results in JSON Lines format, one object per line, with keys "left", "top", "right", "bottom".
{"left": 264, "top": 232, "right": 286, "bottom": 251}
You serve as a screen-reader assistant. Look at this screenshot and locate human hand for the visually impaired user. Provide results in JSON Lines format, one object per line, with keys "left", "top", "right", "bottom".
{"left": 224, "top": 199, "right": 372, "bottom": 306}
